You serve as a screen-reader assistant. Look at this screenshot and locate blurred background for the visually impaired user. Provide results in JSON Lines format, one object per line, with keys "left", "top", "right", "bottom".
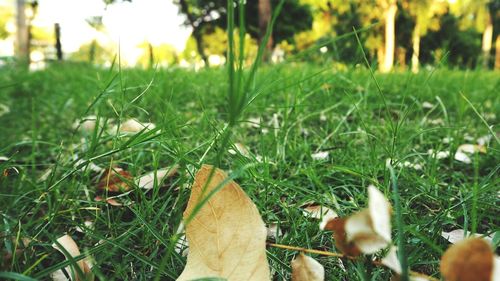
{"left": 0, "top": 0, "right": 499, "bottom": 72}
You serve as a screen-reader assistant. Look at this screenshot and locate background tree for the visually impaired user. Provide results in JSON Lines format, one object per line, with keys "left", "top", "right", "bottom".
{"left": 0, "top": 4, "right": 13, "bottom": 40}
{"left": 15, "top": 0, "right": 29, "bottom": 63}
{"left": 173, "top": 0, "right": 313, "bottom": 64}
{"left": 404, "top": 0, "right": 447, "bottom": 72}
{"left": 379, "top": 0, "right": 398, "bottom": 73}
{"left": 137, "top": 42, "right": 178, "bottom": 68}
{"left": 449, "top": 0, "right": 498, "bottom": 68}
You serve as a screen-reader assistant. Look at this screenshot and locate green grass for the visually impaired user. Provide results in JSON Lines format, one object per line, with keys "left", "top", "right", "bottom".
{"left": 0, "top": 63, "right": 498, "bottom": 280}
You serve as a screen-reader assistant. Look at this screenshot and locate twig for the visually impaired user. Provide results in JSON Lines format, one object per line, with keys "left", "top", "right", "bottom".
{"left": 267, "top": 243, "right": 440, "bottom": 281}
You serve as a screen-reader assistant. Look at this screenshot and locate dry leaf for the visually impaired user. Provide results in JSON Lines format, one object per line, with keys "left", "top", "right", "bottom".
{"left": 177, "top": 165, "right": 270, "bottom": 281}
{"left": 302, "top": 205, "right": 338, "bottom": 230}
{"left": 454, "top": 143, "right": 486, "bottom": 164}
{"left": 110, "top": 118, "right": 156, "bottom": 134}
{"left": 381, "top": 246, "right": 402, "bottom": 274}
{"left": 343, "top": 185, "right": 392, "bottom": 254}
{"left": 266, "top": 223, "right": 282, "bottom": 240}
{"left": 75, "top": 221, "right": 94, "bottom": 234}
{"left": 97, "top": 167, "right": 133, "bottom": 192}
{"left": 51, "top": 235, "right": 93, "bottom": 281}
{"left": 427, "top": 149, "right": 450, "bottom": 160}
{"left": 454, "top": 151, "right": 472, "bottom": 164}
{"left": 440, "top": 237, "right": 497, "bottom": 281}
{"left": 228, "top": 143, "right": 250, "bottom": 157}
{"left": 441, "top": 229, "right": 494, "bottom": 244}
{"left": 94, "top": 196, "right": 124, "bottom": 206}
{"left": 457, "top": 144, "right": 486, "bottom": 154}
{"left": 75, "top": 159, "right": 103, "bottom": 173}
{"left": 246, "top": 117, "right": 261, "bottom": 128}
{"left": 477, "top": 135, "right": 492, "bottom": 146}
{"left": 174, "top": 222, "right": 189, "bottom": 257}
{"left": 427, "top": 118, "right": 444, "bottom": 125}
{"left": 0, "top": 103, "right": 10, "bottom": 117}
{"left": 135, "top": 165, "right": 179, "bottom": 190}
{"left": 422, "top": 101, "right": 434, "bottom": 109}
{"left": 311, "top": 151, "right": 329, "bottom": 161}
{"left": 291, "top": 253, "right": 325, "bottom": 281}
{"left": 73, "top": 116, "right": 99, "bottom": 134}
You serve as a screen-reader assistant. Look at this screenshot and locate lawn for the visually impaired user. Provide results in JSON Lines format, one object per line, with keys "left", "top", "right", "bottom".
{"left": 0, "top": 63, "right": 498, "bottom": 280}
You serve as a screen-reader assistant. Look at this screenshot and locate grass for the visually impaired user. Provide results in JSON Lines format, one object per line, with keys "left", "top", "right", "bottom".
{"left": 0, "top": 60, "right": 499, "bottom": 280}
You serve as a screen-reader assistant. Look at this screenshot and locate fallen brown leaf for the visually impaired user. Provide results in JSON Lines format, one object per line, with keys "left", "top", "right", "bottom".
{"left": 440, "top": 237, "right": 496, "bottom": 281}
{"left": 177, "top": 165, "right": 270, "bottom": 281}
{"left": 291, "top": 253, "right": 325, "bottom": 281}
{"left": 97, "top": 167, "right": 133, "bottom": 193}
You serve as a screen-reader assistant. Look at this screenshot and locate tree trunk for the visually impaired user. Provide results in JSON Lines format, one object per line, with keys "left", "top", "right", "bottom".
{"left": 15, "top": 0, "right": 29, "bottom": 63}
{"left": 148, "top": 42, "right": 154, "bottom": 68}
{"left": 89, "top": 39, "right": 96, "bottom": 63}
{"left": 380, "top": 0, "right": 397, "bottom": 73}
{"left": 192, "top": 29, "right": 209, "bottom": 67}
{"left": 481, "top": 13, "right": 493, "bottom": 69}
{"left": 258, "top": 0, "right": 273, "bottom": 62}
{"left": 411, "top": 20, "right": 421, "bottom": 73}
{"left": 495, "top": 35, "right": 500, "bottom": 70}
{"left": 54, "top": 23, "right": 63, "bottom": 61}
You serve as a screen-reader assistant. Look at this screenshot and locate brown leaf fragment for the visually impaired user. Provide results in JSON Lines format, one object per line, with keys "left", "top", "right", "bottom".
{"left": 177, "top": 165, "right": 270, "bottom": 281}
{"left": 324, "top": 217, "right": 361, "bottom": 257}
{"left": 97, "top": 167, "right": 133, "bottom": 192}
{"left": 440, "top": 237, "right": 495, "bottom": 281}
{"left": 291, "top": 253, "right": 325, "bottom": 281}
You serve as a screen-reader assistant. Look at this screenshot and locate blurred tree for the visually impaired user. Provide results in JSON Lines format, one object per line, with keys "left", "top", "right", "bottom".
{"left": 70, "top": 41, "right": 114, "bottom": 65}
{"left": 403, "top": 0, "right": 447, "bottom": 72}
{"left": 0, "top": 5, "right": 13, "bottom": 39}
{"left": 258, "top": 0, "right": 272, "bottom": 59}
{"left": 200, "top": 27, "right": 258, "bottom": 65}
{"left": 137, "top": 42, "right": 178, "bottom": 68}
{"left": 85, "top": 16, "right": 106, "bottom": 64}
{"left": 450, "top": 0, "right": 499, "bottom": 68}
{"left": 15, "top": 0, "right": 29, "bottom": 62}
{"left": 173, "top": 0, "right": 312, "bottom": 63}
{"left": 379, "top": 0, "right": 398, "bottom": 72}
{"left": 422, "top": 12, "right": 482, "bottom": 68}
